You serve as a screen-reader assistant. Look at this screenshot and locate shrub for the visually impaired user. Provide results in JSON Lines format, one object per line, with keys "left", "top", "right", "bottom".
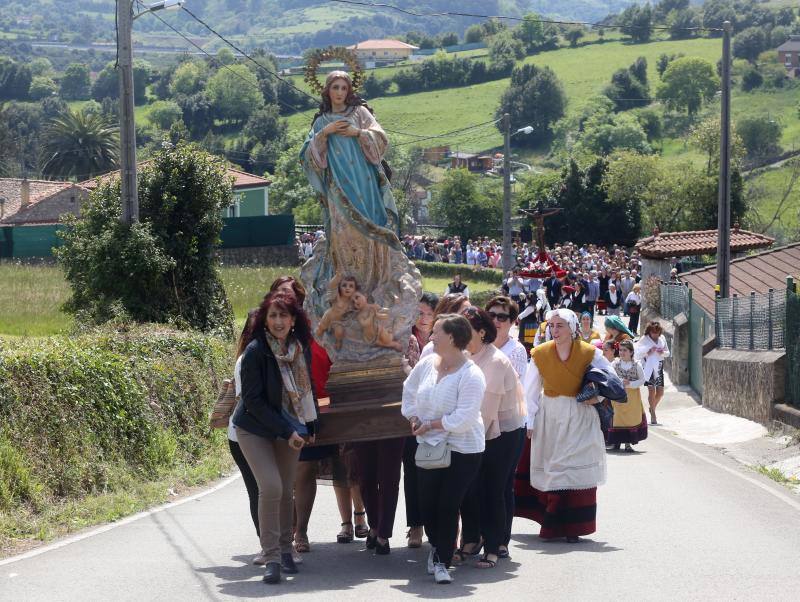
{"left": 415, "top": 261, "right": 503, "bottom": 285}
{"left": 0, "top": 326, "right": 231, "bottom": 518}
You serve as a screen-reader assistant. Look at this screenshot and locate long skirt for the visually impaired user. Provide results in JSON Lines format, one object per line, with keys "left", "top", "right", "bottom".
{"left": 514, "top": 438, "right": 598, "bottom": 537}
{"left": 607, "top": 388, "right": 648, "bottom": 445}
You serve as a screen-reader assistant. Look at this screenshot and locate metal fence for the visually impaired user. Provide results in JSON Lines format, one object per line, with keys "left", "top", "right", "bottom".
{"left": 786, "top": 279, "right": 800, "bottom": 406}
{"left": 715, "top": 288, "right": 785, "bottom": 350}
{"left": 660, "top": 283, "right": 690, "bottom": 320}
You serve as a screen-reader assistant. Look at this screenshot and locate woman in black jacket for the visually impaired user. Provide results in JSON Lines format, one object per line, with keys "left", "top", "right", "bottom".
{"left": 233, "top": 292, "right": 319, "bottom": 585}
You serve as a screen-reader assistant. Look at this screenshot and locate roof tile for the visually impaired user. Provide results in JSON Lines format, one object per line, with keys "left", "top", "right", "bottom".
{"left": 636, "top": 228, "right": 774, "bottom": 259}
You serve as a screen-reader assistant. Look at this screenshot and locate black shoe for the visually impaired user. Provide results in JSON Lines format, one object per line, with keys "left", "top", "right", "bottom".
{"left": 566, "top": 536, "right": 580, "bottom": 544}
{"left": 263, "top": 562, "right": 281, "bottom": 584}
{"left": 281, "top": 552, "right": 298, "bottom": 574}
{"left": 375, "top": 538, "right": 390, "bottom": 555}
{"left": 366, "top": 532, "right": 377, "bottom": 550}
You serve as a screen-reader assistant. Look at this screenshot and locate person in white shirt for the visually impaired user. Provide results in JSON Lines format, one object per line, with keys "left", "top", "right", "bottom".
{"left": 506, "top": 270, "right": 526, "bottom": 299}
{"left": 636, "top": 321, "right": 670, "bottom": 425}
{"left": 401, "top": 313, "right": 486, "bottom": 584}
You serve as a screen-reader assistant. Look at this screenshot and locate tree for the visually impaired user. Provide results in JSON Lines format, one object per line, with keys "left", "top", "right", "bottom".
{"left": 206, "top": 64, "right": 263, "bottom": 123}
{"left": 496, "top": 63, "right": 567, "bottom": 146}
{"left": 177, "top": 92, "right": 215, "bottom": 137}
{"left": 0, "top": 57, "right": 32, "bottom": 101}
{"left": 439, "top": 32, "right": 459, "bottom": 47}
{"left": 148, "top": 100, "right": 184, "bottom": 130}
{"left": 41, "top": 109, "right": 119, "bottom": 179}
{"left": 550, "top": 158, "right": 640, "bottom": 246}
{"left": 28, "top": 76, "right": 57, "bottom": 101}
{"left": 770, "top": 25, "right": 791, "bottom": 49}
{"left": 656, "top": 53, "right": 683, "bottom": 77}
{"left": 30, "top": 57, "right": 54, "bottom": 77}
{"left": 668, "top": 8, "right": 701, "bottom": 40}
{"left": 579, "top": 112, "right": 652, "bottom": 156}
{"left": 734, "top": 27, "right": 769, "bottom": 64}
{"left": 619, "top": 4, "right": 654, "bottom": 43}
{"left": 55, "top": 143, "right": 234, "bottom": 335}
{"left": 655, "top": 0, "right": 690, "bottom": 21}
{"left": 60, "top": 63, "right": 91, "bottom": 100}
{"left": 741, "top": 66, "right": 763, "bottom": 92}
{"left": 169, "top": 60, "right": 207, "bottom": 96}
{"left": 604, "top": 57, "right": 650, "bottom": 111}
{"left": 91, "top": 61, "right": 151, "bottom": 104}
{"left": 702, "top": 0, "right": 736, "bottom": 36}
{"left": 362, "top": 73, "right": 390, "bottom": 99}
{"left": 689, "top": 115, "right": 744, "bottom": 175}
{"left": 465, "top": 24, "right": 484, "bottom": 44}
{"left": 267, "top": 133, "right": 317, "bottom": 218}
{"left": 429, "top": 169, "right": 499, "bottom": 242}
{"left": 564, "top": 27, "right": 585, "bottom": 48}
{"left": 488, "top": 31, "right": 525, "bottom": 73}
{"left": 736, "top": 115, "right": 783, "bottom": 160}
{"left": 216, "top": 48, "right": 236, "bottom": 66}
{"left": 657, "top": 57, "right": 718, "bottom": 116}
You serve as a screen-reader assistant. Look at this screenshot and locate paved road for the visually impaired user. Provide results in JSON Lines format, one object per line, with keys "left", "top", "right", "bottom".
{"left": 4, "top": 395, "right": 800, "bottom": 600}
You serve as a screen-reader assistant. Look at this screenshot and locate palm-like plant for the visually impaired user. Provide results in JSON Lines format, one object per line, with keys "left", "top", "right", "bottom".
{"left": 42, "top": 109, "right": 119, "bottom": 179}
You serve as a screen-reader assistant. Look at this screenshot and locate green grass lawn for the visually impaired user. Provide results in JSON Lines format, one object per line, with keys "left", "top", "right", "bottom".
{"left": 0, "top": 264, "right": 496, "bottom": 337}
{"left": 746, "top": 162, "right": 800, "bottom": 236}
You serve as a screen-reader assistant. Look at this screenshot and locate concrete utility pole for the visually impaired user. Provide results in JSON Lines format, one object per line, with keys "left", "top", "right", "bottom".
{"left": 502, "top": 112, "right": 513, "bottom": 273}
{"left": 716, "top": 20, "right": 733, "bottom": 298}
{"left": 117, "top": 0, "right": 138, "bottom": 224}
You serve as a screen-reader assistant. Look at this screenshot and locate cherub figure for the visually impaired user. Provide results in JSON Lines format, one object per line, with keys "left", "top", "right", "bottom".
{"left": 316, "top": 273, "right": 357, "bottom": 350}
{"left": 352, "top": 291, "right": 402, "bottom": 351}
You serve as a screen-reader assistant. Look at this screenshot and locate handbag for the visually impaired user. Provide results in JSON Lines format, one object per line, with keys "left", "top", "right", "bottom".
{"left": 209, "top": 378, "right": 238, "bottom": 429}
{"left": 414, "top": 440, "right": 451, "bottom": 470}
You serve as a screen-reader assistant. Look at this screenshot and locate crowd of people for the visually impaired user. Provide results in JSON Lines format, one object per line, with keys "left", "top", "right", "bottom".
{"left": 223, "top": 263, "right": 670, "bottom": 586}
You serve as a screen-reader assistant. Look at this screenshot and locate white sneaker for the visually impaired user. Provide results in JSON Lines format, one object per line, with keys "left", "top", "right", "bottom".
{"left": 427, "top": 548, "right": 435, "bottom": 575}
{"left": 433, "top": 562, "right": 452, "bottom": 584}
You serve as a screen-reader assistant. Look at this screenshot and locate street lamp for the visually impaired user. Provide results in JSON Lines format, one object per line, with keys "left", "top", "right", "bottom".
{"left": 118, "top": 0, "right": 186, "bottom": 224}
{"left": 502, "top": 115, "right": 533, "bottom": 273}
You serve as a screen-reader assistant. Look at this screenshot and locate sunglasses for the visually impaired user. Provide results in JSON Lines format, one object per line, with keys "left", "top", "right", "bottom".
{"left": 489, "top": 312, "right": 511, "bottom": 322}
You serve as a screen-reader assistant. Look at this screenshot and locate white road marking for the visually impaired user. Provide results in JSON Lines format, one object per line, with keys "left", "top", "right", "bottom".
{"left": 650, "top": 430, "right": 800, "bottom": 511}
{"left": 0, "top": 473, "right": 241, "bottom": 568}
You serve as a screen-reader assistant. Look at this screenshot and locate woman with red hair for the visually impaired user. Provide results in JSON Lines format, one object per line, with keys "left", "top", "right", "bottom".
{"left": 233, "top": 292, "right": 318, "bottom": 584}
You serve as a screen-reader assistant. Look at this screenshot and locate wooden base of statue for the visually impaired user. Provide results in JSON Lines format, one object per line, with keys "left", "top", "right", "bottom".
{"left": 311, "top": 356, "right": 411, "bottom": 446}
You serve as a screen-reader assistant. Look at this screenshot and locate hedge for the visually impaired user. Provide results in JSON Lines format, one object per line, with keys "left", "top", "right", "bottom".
{"left": 415, "top": 261, "right": 503, "bottom": 285}
{"left": 0, "top": 326, "right": 232, "bottom": 528}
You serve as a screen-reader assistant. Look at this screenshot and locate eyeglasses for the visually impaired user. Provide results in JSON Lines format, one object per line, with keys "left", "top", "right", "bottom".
{"left": 489, "top": 312, "right": 511, "bottom": 322}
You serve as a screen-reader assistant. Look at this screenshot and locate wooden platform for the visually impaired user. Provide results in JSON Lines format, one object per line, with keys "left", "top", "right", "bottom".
{"left": 312, "top": 397, "right": 411, "bottom": 445}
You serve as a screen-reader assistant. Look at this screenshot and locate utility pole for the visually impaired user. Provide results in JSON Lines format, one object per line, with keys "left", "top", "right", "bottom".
{"left": 117, "top": 0, "right": 138, "bottom": 224}
{"left": 716, "top": 21, "right": 732, "bottom": 298}
{"left": 502, "top": 112, "right": 513, "bottom": 274}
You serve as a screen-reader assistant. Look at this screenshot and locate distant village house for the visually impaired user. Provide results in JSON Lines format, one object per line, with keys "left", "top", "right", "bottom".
{"left": 777, "top": 35, "right": 800, "bottom": 77}
{"left": 347, "top": 39, "right": 419, "bottom": 67}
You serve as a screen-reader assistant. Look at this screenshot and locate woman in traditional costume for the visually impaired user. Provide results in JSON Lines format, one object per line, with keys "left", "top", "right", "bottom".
{"left": 516, "top": 309, "right": 612, "bottom": 542}
{"left": 578, "top": 311, "right": 601, "bottom": 344}
{"left": 604, "top": 315, "right": 635, "bottom": 352}
{"left": 608, "top": 340, "right": 648, "bottom": 452}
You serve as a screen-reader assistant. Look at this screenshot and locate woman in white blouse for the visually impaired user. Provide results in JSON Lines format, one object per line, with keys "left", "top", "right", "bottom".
{"left": 401, "top": 313, "right": 486, "bottom": 585}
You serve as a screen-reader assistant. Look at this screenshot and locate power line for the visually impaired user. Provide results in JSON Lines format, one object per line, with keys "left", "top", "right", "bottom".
{"left": 328, "top": 0, "right": 722, "bottom": 32}
{"left": 394, "top": 119, "right": 500, "bottom": 147}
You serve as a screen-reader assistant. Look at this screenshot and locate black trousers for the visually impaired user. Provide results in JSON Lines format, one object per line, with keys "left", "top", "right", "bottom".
{"left": 402, "top": 436, "right": 423, "bottom": 527}
{"left": 503, "top": 428, "right": 527, "bottom": 547}
{"left": 461, "top": 428, "right": 526, "bottom": 555}
{"left": 629, "top": 311, "right": 640, "bottom": 334}
{"left": 417, "top": 450, "right": 482, "bottom": 567}
{"left": 228, "top": 438, "right": 260, "bottom": 536}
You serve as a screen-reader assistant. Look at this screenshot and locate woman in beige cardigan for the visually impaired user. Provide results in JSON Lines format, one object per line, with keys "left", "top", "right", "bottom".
{"left": 457, "top": 307, "right": 526, "bottom": 569}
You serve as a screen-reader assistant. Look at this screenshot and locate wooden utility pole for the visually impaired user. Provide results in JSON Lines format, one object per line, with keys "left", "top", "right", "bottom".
{"left": 502, "top": 113, "right": 513, "bottom": 273}
{"left": 117, "top": 0, "right": 139, "bottom": 224}
{"left": 716, "top": 21, "right": 732, "bottom": 298}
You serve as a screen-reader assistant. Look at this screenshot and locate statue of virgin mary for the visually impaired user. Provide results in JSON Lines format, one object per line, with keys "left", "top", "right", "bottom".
{"left": 300, "top": 70, "right": 422, "bottom": 363}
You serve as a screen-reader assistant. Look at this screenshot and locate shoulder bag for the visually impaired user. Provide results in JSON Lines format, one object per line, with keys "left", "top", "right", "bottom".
{"left": 209, "top": 378, "right": 238, "bottom": 429}
{"left": 415, "top": 439, "right": 451, "bottom": 470}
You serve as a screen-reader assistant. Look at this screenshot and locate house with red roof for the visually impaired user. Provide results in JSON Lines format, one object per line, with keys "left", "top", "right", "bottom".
{"left": 347, "top": 39, "right": 419, "bottom": 66}
{"left": 0, "top": 178, "right": 90, "bottom": 226}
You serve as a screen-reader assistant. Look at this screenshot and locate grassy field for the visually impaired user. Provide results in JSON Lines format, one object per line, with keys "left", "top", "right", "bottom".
{"left": 0, "top": 264, "right": 495, "bottom": 337}
{"left": 746, "top": 161, "right": 800, "bottom": 236}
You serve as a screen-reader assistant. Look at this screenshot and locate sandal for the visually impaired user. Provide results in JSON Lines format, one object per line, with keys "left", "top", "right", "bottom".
{"left": 337, "top": 521, "right": 354, "bottom": 544}
{"left": 294, "top": 533, "right": 310, "bottom": 553}
{"left": 452, "top": 541, "right": 482, "bottom": 565}
{"left": 497, "top": 546, "right": 510, "bottom": 559}
{"left": 354, "top": 511, "right": 369, "bottom": 539}
{"left": 406, "top": 526, "right": 423, "bottom": 549}
{"left": 475, "top": 553, "right": 497, "bottom": 569}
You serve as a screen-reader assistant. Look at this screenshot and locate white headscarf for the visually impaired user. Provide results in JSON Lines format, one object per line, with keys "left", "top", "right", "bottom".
{"left": 545, "top": 308, "right": 578, "bottom": 336}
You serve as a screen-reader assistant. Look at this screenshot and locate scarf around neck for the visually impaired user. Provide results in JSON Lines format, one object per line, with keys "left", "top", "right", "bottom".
{"left": 265, "top": 333, "right": 317, "bottom": 425}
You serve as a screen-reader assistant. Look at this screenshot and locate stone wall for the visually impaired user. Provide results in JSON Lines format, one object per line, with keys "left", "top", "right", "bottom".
{"left": 217, "top": 244, "right": 301, "bottom": 266}
{"left": 703, "top": 348, "right": 787, "bottom": 424}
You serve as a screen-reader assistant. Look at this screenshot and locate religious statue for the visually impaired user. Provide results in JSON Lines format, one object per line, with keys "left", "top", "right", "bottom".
{"left": 299, "top": 64, "right": 422, "bottom": 364}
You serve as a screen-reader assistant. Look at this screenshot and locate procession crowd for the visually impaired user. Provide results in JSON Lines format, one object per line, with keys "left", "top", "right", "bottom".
{"left": 219, "top": 264, "right": 670, "bottom": 586}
